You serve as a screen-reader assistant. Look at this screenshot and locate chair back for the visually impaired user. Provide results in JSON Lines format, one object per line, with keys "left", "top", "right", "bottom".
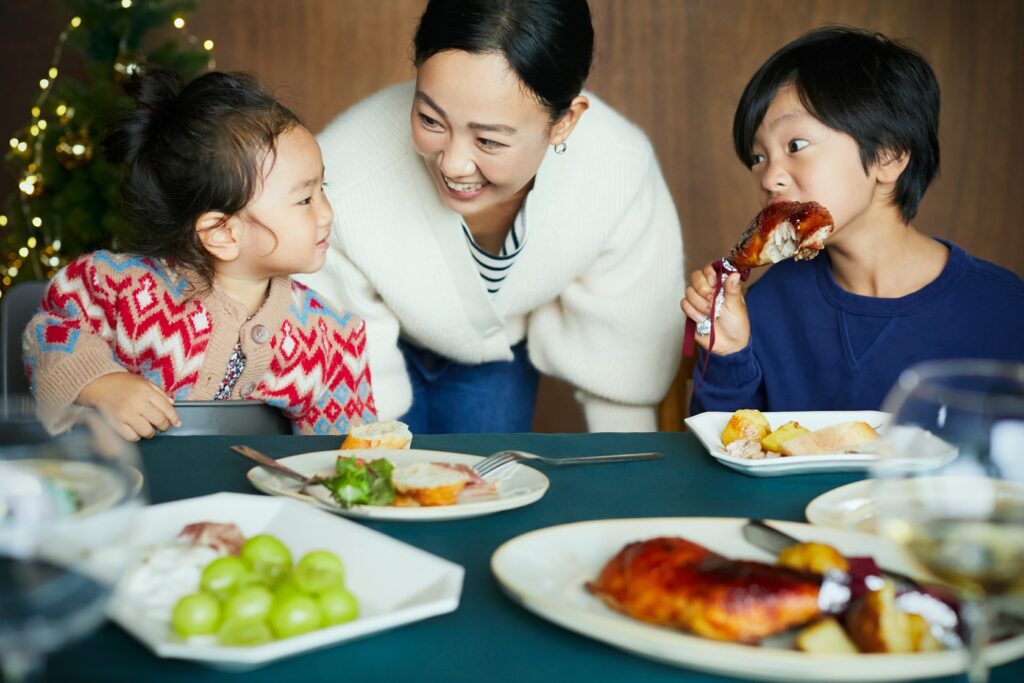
{"left": 170, "top": 400, "right": 294, "bottom": 436}
{"left": 1, "top": 280, "right": 48, "bottom": 403}
{"left": 657, "top": 353, "right": 697, "bottom": 431}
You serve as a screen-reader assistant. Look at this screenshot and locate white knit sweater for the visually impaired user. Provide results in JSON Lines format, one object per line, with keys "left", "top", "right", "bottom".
{"left": 297, "top": 82, "right": 684, "bottom": 431}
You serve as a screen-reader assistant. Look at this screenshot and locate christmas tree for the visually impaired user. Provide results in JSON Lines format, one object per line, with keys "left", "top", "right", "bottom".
{"left": 0, "top": 0, "right": 214, "bottom": 299}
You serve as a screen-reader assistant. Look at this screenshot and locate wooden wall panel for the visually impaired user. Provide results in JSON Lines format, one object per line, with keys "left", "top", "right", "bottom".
{"left": 2, "top": 0, "right": 1022, "bottom": 432}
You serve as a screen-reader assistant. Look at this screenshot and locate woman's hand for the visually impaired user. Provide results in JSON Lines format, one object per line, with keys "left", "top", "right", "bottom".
{"left": 77, "top": 373, "right": 181, "bottom": 441}
{"left": 680, "top": 262, "right": 750, "bottom": 356}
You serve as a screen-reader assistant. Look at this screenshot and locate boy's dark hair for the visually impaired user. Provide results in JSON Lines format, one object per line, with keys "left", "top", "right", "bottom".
{"left": 733, "top": 26, "right": 940, "bottom": 222}
{"left": 413, "top": 0, "right": 593, "bottom": 121}
{"left": 103, "top": 70, "right": 301, "bottom": 288}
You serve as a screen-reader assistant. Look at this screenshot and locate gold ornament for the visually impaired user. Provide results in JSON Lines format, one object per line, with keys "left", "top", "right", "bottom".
{"left": 55, "top": 130, "right": 93, "bottom": 169}
{"left": 18, "top": 171, "right": 44, "bottom": 197}
{"left": 113, "top": 51, "right": 145, "bottom": 83}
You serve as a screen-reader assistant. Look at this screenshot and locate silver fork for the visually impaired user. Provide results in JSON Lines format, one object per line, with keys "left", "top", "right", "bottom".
{"left": 472, "top": 450, "right": 663, "bottom": 477}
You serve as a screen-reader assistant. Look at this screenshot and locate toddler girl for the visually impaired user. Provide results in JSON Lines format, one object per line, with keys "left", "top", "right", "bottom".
{"left": 23, "top": 70, "right": 377, "bottom": 439}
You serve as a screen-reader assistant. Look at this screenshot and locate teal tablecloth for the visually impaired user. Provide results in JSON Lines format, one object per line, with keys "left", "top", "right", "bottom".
{"left": 46, "top": 432, "right": 1023, "bottom": 682}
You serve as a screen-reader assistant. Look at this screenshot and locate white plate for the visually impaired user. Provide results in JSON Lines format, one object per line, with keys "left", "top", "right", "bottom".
{"left": 685, "top": 411, "right": 890, "bottom": 476}
{"left": 108, "top": 493, "right": 464, "bottom": 670}
{"left": 11, "top": 459, "right": 144, "bottom": 517}
{"left": 806, "top": 477, "right": 1024, "bottom": 533}
{"left": 491, "top": 517, "right": 1024, "bottom": 682}
{"left": 247, "top": 448, "right": 549, "bottom": 521}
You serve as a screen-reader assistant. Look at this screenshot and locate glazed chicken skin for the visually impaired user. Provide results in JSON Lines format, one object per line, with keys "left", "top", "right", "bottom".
{"left": 586, "top": 537, "right": 822, "bottom": 642}
{"left": 727, "top": 200, "right": 834, "bottom": 270}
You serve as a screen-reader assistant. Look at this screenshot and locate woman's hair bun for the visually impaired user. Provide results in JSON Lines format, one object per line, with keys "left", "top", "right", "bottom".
{"left": 103, "top": 68, "right": 182, "bottom": 164}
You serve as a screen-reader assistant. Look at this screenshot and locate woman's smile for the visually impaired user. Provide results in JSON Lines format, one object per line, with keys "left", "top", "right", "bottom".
{"left": 440, "top": 172, "right": 489, "bottom": 201}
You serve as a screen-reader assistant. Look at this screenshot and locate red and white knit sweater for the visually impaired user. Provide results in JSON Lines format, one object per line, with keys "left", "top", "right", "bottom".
{"left": 23, "top": 251, "right": 377, "bottom": 434}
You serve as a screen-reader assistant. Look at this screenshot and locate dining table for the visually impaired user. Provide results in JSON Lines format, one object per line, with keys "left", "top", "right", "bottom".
{"left": 46, "top": 430, "right": 1024, "bottom": 683}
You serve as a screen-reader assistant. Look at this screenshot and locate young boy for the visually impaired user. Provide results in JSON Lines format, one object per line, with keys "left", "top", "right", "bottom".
{"left": 681, "top": 26, "right": 1024, "bottom": 413}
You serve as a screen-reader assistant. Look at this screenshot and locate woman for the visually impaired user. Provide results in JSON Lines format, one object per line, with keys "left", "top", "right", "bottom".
{"left": 300, "top": 0, "right": 684, "bottom": 433}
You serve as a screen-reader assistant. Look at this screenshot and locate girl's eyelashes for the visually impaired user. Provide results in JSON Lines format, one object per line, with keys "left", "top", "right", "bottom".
{"left": 788, "top": 139, "right": 809, "bottom": 153}
{"left": 298, "top": 196, "right": 313, "bottom": 206}
{"left": 749, "top": 152, "right": 766, "bottom": 167}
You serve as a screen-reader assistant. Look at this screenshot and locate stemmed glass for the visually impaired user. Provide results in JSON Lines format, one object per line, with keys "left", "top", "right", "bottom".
{"left": 871, "top": 359, "right": 1024, "bottom": 683}
{"left": 0, "top": 398, "right": 146, "bottom": 682}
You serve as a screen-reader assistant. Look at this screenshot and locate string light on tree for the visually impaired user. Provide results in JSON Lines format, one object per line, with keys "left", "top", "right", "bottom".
{"left": 1, "top": 0, "right": 215, "bottom": 295}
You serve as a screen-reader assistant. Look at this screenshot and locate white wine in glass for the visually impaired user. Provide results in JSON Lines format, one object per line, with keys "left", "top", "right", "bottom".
{"left": 873, "top": 359, "right": 1024, "bottom": 683}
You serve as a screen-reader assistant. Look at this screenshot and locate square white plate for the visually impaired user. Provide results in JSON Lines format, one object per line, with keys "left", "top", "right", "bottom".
{"left": 491, "top": 517, "right": 1024, "bottom": 681}
{"left": 246, "top": 448, "right": 549, "bottom": 521}
{"left": 684, "top": 411, "right": 889, "bottom": 476}
{"left": 108, "top": 493, "right": 464, "bottom": 670}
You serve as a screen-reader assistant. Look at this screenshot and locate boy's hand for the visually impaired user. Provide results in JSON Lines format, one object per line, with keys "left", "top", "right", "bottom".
{"left": 680, "top": 262, "right": 750, "bottom": 355}
{"left": 77, "top": 373, "right": 181, "bottom": 441}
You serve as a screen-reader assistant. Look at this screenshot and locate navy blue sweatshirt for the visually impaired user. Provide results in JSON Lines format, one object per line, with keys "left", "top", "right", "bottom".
{"left": 690, "top": 240, "right": 1024, "bottom": 414}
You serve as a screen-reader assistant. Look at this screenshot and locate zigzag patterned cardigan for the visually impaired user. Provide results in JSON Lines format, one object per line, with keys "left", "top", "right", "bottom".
{"left": 23, "top": 251, "right": 377, "bottom": 434}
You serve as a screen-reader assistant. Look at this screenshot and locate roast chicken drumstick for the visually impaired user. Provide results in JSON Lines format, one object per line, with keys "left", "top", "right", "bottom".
{"left": 683, "top": 201, "right": 834, "bottom": 363}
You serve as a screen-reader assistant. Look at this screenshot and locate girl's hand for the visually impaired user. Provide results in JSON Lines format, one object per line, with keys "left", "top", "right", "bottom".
{"left": 77, "top": 373, "right": 181, "bottom": 441}
{"left": 680, "top": 262, "right": 750, "bottom": 356}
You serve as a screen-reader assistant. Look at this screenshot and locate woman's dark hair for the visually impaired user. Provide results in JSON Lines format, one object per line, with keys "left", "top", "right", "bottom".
{"left": 733, "top": 26, "right": 940, "bottom": 222}
{"left": 413, "top": 0, "right": 594, "bottom": 120}
{"left": 103, "top": 69, "right": 302, "bottom": 288}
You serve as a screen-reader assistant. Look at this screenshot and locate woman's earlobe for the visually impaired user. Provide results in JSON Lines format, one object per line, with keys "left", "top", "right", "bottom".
{"left": 550, "top": 95, "right": 590, "bottom": 146}
{"left": 195, "top": 212, "right": 239, "bottom": 262}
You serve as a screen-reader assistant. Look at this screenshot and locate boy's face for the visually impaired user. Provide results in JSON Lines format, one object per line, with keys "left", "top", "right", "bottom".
{"left": 240, "top": 125, "right": 334, "bottom": 276}
{"left": 748, "top": 84, "right": 889, "bottom": 238}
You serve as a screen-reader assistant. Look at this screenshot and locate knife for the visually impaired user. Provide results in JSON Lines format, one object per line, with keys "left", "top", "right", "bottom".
{"left": 742, "top": 519, "right": 923, "bottom": 590}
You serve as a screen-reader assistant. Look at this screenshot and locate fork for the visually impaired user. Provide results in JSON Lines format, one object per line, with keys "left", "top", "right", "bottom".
{"left": 472, "top": 449, "right": 663, "bottom": 477}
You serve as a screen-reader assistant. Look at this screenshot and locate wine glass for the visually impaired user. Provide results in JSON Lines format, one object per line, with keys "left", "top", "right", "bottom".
{"left": 0, "top": 398, "right": 146, "bottom": 682}
{"left": 871, "top": 359, "right": 1024, "bottom": 683}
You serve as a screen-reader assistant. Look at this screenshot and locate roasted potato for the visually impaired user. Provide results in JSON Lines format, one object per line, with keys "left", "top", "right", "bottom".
{"left": 908, "top": 613, "right": 943, "bottom": 652}
{"left": 720, "top": 409, "right": 771, "bottom": 447}
{"left": 760, "top": 421, "right": 810, "bottom": 453}
{"left": 795, "top": 617, "right": 859, "bottom": 654}
{"left": 777, "top": 542, "right": 850, "bottom": 575}
{"left": 845, "top": 581, "right": 938, "bottom": 654}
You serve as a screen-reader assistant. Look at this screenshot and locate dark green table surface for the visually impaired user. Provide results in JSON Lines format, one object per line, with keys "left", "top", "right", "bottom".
{"left": 45, "top": 432, "right": 1023, "bottom": 682}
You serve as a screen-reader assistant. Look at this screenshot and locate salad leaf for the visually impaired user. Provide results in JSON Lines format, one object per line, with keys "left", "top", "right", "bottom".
{"left": 321, "top": 456, "right": 395, "bottom": 508}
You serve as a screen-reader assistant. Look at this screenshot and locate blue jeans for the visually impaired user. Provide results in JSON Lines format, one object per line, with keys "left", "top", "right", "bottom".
{"left": 398, "top": 339, "right": 539, "bottom": 434}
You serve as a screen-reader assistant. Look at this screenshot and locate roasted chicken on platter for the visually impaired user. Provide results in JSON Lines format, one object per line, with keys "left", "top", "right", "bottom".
{"left": 586, "top": 536, "right": 822, "bottom": 642}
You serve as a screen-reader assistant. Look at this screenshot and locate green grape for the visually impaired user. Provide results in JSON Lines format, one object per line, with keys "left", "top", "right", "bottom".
{"left": 172, "top": 592, "right": 222, "bottom": 637}
{"left": 242, "top": 534, "right": 292, "bottom": 585}
{"left": 292, "top": 550, "right": 346, "bottom": 594}
{"left": 200, "top": 556, "right": 252, "bottom": 600}
{"left": 268, "top": 593, "right": 323, "bottom": 639}
{"left": 222, "top": 585, "right": 273, "bottom": 624}
{"left": 217, "top": 619, "right": 273, "bottom": 647}
{"left": 272, "top": 573, "right": 303, "bottom": 602}
{"left": 318, "top": 587, "right": 359, "bottom": 625}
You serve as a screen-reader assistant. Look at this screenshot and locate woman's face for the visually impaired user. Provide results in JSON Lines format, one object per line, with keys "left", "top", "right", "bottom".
{"left": 411, "top": 50, "right": 561, "bottom": 218}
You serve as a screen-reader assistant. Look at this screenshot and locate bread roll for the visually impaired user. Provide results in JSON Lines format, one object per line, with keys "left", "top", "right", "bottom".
{"left": 391, "top": 462, "right": 469, "bottom": 506}
{"left": 780, "top": 421, "right": 878, "bottom": 456}
{"left": 341, "top": 419, "right": 413, "bottom": 450}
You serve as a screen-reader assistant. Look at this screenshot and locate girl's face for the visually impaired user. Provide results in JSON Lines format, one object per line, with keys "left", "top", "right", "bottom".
{"left": 411, "top": 50, "right": 562, "bottom": 218}
{"left": 239, "top": 125, "right": 333, "bottom": 276}
{"left": 747, "top": 84, "right": 889, "bottom": 238}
